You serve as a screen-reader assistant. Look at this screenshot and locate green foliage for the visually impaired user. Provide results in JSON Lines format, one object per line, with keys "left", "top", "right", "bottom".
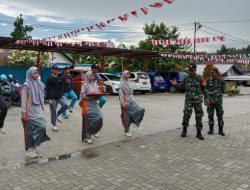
{"left": 8, "top": 50, "right": 49, "bottom": 67}
{"left": 217, "top": 44, "right": 250, "bottom": 54}
{"left": 10, "top": 14, "right": 33, "bottom": 39}
{"left": 224, "top": 88, "right": 240, "bottom": 95}
{"left": 136, "top": 22, "right": 191, "bottom": 72}
{"left": 72, "top": 54, "right": 101, "bottom": 64}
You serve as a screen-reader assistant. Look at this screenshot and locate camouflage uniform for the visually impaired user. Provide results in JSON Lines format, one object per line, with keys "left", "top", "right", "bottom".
{"left": 205, "top": 72, "right": 225, "bottom": 135}
{"left": 178, "top": 74, "right": 205, "bottom": 130}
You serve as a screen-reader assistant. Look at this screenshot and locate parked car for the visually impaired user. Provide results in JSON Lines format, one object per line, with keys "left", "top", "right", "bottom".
{"left": 147, "top": 72, "right": 167, "bottom": 92}
{"left": 160, "top": 72, "right": 186, "bottom": 92}
{"left": 99, "top": 73, "right": 120, "bottom": 94}
{"left": 116, "top": 71, "right": 151, "bottom": 94}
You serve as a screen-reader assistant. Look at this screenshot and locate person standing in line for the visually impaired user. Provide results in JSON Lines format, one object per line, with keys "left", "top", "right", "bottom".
{"left": 119, "top": 70, "right": 145, "bottom": 137}
{"left": 61, "top": 66, "right": 78, "bottom": 119}
{"left": 171, "top": 63, "right": 206, "bottom": 140}
{"left": 46, "top": 64, "right": 68, "bottom": 132}
{"left": 204, "top": 66, "right": 225, "bottom": 136}
{"left": 79, "top": 71, "right": 103, "bottom": 144}
{"left": 21, "top": 67, "right": 50, "bottom": 158}
{"left": 0, "top": 82, "right": 8, "bottom": 134}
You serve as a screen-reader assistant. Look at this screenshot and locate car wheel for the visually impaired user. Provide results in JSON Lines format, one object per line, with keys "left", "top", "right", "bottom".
{"left": 106, "top": 86, "right": 113, "bottom": 94}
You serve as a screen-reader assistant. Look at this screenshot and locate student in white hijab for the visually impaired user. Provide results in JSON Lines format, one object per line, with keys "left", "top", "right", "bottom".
{"left": 118, "top": 70, "right": 145, "bottom": 137}
{"left": 79, "top": 71, "right": 103, "bottom": 144}
{"left": 21, "top": 66, "right": 50, "bottom": 158}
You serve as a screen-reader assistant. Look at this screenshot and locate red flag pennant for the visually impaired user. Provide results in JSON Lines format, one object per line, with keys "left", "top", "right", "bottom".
{"left": 100, "top": 22, "right": 106, "bottom": 27}
{"left": 118, "top": 14, "right": 129, "bottom": 22}
{"left": 96, "top": 23, "right": 102, "bottom": 29}
{"left": 149, "top": 2, "right": 164, "bottom": 8}
{"left": 131, "top": 10, "right": 138, "bottom": 17}
{"left": 140, "top": 7, "right": 148, "bottom": 15}
{"left": 163, "top": 0, "right": 173, "bottom": 4}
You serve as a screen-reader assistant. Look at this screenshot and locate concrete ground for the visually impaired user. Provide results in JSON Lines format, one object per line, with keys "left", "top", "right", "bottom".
{"left": 0, "top": 92, "right": 250, "bottom": 189}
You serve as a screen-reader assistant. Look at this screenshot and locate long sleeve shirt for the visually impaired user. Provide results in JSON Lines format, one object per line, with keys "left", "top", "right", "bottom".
{"left": 45, "top": 76, "right": 64, "bottom": 100}
{"left": 176, "top": 74, "right": 206, "bottom": 103}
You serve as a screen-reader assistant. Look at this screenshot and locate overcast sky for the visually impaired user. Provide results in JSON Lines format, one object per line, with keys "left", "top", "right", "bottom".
{"left": 0, "top": 0, "right": 249, "bottom": 53}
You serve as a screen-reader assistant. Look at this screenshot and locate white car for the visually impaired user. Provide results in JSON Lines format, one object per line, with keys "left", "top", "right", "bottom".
{"left": 99, "top": 73, "right": 120, "bottom": 94}
{"left": 116, "top": 72, "right": 151, "bottom": 94}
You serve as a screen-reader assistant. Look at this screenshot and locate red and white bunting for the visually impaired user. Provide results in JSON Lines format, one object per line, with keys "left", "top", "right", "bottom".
{"left": 163, "top": 0, "right": 174, "bottom": 4}
{"left": 118, "top": 14, "right": 129, "bottom": 22}
{"left": 149, "top": 2, "right": 164, "bottom": 8}
{"left": 212, "top": 35, "right": 225, "bottom": 42}
{"left": 42, "top": 0, "right": 175, "bottom": 40}
{"left": 152, "top": 36, "right": 225, "bottom": 46}
{"left": 140, "top": 7, "right": 149, "bottom": 15}
{"left": 160, "top": 53, "right": 250, "bottom": 64}
{"left": 131, "top": 10, "right": 138, "bottom": 17}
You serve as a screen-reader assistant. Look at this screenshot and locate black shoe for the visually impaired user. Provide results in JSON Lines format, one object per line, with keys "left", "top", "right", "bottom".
{"left": 208, "top": 125, "right": 214, "bottom": 135}
{"left": 196, "top": 129, "right": 204, "bottom": 140}
{"left": 181, "top": 127, "right": 187, "bottom": 137}
{"left": 219, "top": 126, "right": 225, "bottom": 136}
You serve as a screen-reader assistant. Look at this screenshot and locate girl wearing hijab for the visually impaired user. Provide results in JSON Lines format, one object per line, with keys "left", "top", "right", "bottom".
{"left": 79, "top": 71, "right": 103, "bottom": 144}
{"left": 119, "top": 70, "right": 145, "bottom": 137}
{"left": 21, "top": 67, "right": 50, "bottom": 158}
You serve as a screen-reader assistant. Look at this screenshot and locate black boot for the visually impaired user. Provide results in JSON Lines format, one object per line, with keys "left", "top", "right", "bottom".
{"left": 219, "top": 126, "right": 225, "bottom": 136}
{"left": 181, "top": 126, "right": 187, "bottom": 137}
{"left": 196, "top": 129, "right": 204, "bottom": 140}
{"left": 208, "top": 125, "right": 214, "bottom": 135}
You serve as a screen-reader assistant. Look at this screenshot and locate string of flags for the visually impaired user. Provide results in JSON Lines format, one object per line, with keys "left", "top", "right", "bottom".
{"left": 15, "top": 39, "right": 113, "bottom": 48}
{"left": 160, "top": 53, "right": 250, "bottom": 64}
{"left": 42, "top": 0, "right": 176, "bottom": 41}
{"left": 152, "top": 36, "right": 225, "bottom": 46}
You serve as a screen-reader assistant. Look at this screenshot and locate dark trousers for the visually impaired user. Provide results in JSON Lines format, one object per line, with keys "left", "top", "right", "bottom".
{"left": 0, "top": 96, "right": 8, "bottom": 129}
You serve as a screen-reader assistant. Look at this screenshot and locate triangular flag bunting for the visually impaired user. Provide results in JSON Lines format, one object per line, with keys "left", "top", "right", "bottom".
{"left": 149, "top": 2, "right": 164, "bottom": 8}
{"left": 131, "top": 10, "right": 138, "bottom": 17}
{"left": 141, "top": 7, "right": 148, "bottom": 15}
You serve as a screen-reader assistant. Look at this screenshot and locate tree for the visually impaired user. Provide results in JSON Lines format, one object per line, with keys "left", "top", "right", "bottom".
{"left": 10, "top": 14, "right": 33, "bottom": 39}
{"left": 8, "top": 14, "right": 49, "bottom": 67}
{"left": 137, "top": 22, "right": 192, "bottom": 72}
{"left": 8, "top": 50, "right": 49, "bottom": 67}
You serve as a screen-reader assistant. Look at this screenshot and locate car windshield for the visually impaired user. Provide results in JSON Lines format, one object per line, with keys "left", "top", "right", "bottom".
{"left": 105, "top": 74, "right": 120, "bottom": 81}
{"left": 137, "top": 72, "right": 150, "bottom": 79}
{"left": 154, "top": 76, "right": 165, "bottom": 81}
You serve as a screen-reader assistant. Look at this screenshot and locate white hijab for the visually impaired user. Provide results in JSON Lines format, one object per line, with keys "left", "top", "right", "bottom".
{"left": 119, "top": 70, "right": 133, "bottom": 95}
{"left": 23, "top": 66, "right": 44, "bottom": 105}
{"left": 85, "top": 71, "right": 98, "bottom": 93}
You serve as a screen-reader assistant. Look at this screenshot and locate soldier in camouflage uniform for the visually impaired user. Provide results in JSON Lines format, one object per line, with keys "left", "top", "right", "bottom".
{"left": 204, "top": 66, "right": 225, "bottom": 136}
{"left": 171, "top": 63, "right": 206, "bottom": 140}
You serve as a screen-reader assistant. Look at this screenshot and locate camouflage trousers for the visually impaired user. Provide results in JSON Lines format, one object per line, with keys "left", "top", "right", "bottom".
{"left": 182, "top": 100, "right": 203, "bottom": 130}
{"left": 207, "top": 103, "right": 224, "bottom": 127}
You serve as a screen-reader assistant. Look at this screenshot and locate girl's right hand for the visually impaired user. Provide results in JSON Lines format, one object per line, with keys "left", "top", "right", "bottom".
{"left": 21, "top": 115, "right": 28, "bottom": 122}
{"left": 121, "top": 102, "right": 126, "bottom": 109}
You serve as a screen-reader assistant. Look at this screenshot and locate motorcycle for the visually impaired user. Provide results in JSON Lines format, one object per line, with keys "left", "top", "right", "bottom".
{"left": 0, "top": 80, "right": 21, "bottom": 107}
{"left": 0, "top": 82, "right": 12, "bottom": 108}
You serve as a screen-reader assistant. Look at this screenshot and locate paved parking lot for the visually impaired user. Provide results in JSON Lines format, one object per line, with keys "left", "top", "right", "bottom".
{"left": 0, "top": 93, "right": 250, "bottom": 189}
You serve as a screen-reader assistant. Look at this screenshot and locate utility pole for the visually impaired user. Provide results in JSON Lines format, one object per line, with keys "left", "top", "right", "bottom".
{"left": 193, "top": 22, "right": 202, "bottom": 61}
{"left": 194, "top": 22, "right": 197, "bottom": 57}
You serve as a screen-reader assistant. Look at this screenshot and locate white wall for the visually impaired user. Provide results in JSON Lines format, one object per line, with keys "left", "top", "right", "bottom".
{"left": 49, "top": 52, "right": 73, "bottom": 64}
